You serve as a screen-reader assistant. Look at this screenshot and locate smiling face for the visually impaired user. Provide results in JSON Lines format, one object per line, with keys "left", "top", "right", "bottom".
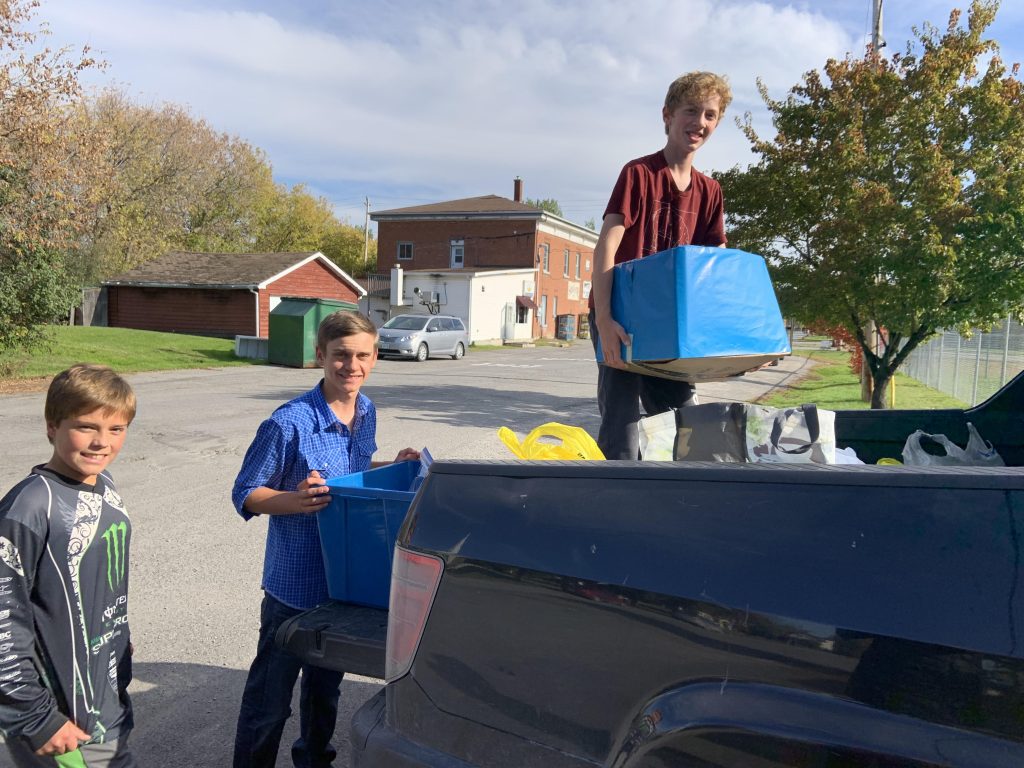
{"left": 45, "top": 408, "right": 131, "bottom": 486}
{"left": 317, "top": 331, "right": 379, "bottom": 402}
{"left": 663, "top": 95, "right": 722, "bottom": 155}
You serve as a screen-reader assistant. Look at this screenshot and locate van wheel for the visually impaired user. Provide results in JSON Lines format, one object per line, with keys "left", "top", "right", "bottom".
{"left": 452, "top": 343, "right": 465, "bottom": 360}
{"left": 415, "top": 343, "right": 429, "bottom": 362}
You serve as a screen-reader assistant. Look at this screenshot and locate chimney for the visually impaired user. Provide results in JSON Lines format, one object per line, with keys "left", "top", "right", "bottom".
{"left": 390, "top": 264, "right": 405, "bottom": 306}
{"left": 513, "top": 177, "right": 523, "bottom": 202}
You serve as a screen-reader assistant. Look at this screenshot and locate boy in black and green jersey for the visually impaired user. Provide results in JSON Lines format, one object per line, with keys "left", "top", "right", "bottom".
{"left": 0, "top": 365, "right": 138, "bottom": 767}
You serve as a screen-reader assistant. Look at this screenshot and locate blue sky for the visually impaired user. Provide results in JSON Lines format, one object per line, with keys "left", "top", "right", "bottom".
{"left": 35, "top": 0, "right": 1024, "bottom": 231}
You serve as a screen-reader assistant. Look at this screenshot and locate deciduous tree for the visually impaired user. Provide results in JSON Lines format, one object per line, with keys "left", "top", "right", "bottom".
{"left": 0, "top": 0, "right": 104, "bottom": 351}
{"left": 717, "top": 0, "right": 1024, "bottom": 407}
{"left": 70, "top": 91, "right": 277, "bottom": 282}
{"left": 319, "top": 221, "right": 376, "bottom": 277}
{"left": 253, "top": 184, "right": 375, "bottom": 275}
{"left": 525, "top": 197, "right": 564, "bottom": 217}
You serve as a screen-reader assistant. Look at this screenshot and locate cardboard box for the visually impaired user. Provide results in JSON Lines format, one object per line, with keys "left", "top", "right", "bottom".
{"left": 317, "top": 460, "right": 420, "bottom": 608}
{"left": 600, "top": 246, "right": 791, "bottom": 382}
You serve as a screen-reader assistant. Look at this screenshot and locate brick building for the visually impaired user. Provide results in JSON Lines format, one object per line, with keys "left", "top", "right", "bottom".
{"left": 372, "top": 180, "right": 598, "bottom": 338}
{"left": 103, "top": 251, "right": 364, "bottom": 338}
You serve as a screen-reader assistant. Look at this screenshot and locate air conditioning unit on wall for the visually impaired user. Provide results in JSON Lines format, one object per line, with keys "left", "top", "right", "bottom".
{"left": 412, "top": 287, "right": 441, "bottom": 314}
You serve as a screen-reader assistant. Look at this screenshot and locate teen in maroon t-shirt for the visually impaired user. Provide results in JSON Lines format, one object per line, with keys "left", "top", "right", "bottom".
{"left": 590, "top": 71, "right": 732, "bottom": 460}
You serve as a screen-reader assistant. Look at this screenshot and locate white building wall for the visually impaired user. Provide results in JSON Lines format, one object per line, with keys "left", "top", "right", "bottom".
{"left": 467, "top": 271, "right": 535, "bottom": 343}
{"left": 364, "top": 267, "right": 537, "bottom": 344}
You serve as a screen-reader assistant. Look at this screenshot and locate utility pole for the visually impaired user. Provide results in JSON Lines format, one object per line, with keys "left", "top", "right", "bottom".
{"left": 871, "top": 0, "right": 884, "bottom": 55}
{"left": 862, "top": 0, "right": 885, "bottom": 404}
{"left": 362, "top": 196, "right": 371, "bottom": 268}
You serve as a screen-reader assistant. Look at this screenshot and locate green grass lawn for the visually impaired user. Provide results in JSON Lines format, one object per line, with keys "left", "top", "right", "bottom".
{"left": 3, "top": 327, "right": 971, "bottom": 413}
{"left": 0, "top": 326, "right": 261, "bottom": 380}
{"left": 759, "top": 349, "right": 968, "bottom": 410}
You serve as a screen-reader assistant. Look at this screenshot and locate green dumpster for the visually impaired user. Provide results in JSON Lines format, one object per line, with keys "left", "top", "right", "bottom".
{"left": 269, "top": 297, "right": 359, "bottom": 367}
{"left": 313, "top": 298, "right": 359, "bottom": 327}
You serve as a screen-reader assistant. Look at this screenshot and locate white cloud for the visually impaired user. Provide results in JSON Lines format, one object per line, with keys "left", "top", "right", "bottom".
{"left": 35, "top": 0, "right": 1019, "bottom": 226}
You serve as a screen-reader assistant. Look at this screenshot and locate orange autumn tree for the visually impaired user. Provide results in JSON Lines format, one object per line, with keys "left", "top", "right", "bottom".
{"left": 0, "top": 0, "right": 105, "bottom": 351}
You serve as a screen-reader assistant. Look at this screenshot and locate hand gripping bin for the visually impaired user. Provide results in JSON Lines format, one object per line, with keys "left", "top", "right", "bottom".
{"left": 598, "top": 245, "right": 791, "bottom": 381}
{"left": 317, "top": 460, "right": 420, "bottom": 608}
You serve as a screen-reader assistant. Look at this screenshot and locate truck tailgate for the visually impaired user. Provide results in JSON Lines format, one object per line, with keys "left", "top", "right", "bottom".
{"left": 275, "top": 600, "right": 387, "bottom": 678}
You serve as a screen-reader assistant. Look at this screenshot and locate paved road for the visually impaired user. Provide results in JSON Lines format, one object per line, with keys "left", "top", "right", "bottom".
{"left": 0, "top": 343, "right": 815, "bottom": 766}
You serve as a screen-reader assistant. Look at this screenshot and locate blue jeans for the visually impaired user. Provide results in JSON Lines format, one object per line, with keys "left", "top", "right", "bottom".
{"left": 233, "top": 593, "right": 344, "bottom": 768}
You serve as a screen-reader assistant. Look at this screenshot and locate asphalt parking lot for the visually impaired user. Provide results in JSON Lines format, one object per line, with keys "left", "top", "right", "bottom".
{"left": 0, "top": 343, "right": 815, "bottom": 766}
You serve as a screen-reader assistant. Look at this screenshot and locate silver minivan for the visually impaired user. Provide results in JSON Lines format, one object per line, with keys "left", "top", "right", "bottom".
{"left": 377, "top": 314, "right": 469, "bottom": 361}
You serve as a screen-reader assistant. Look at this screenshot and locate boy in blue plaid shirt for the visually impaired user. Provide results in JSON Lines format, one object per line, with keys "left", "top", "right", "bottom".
{"left": 231, "top": 311, "right": 417, "bottom": 768}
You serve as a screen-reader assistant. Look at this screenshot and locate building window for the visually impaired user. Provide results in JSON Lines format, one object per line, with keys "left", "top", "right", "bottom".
{"left": 563, "top": 249, "right": 570, "bottom": 277}
{"left": 397, "top": 242, "right": 414, "bottom": 260}
{"left": 450, "top": 239, "right": 464, "bottom": 269}
{"left": 575, "top": 252, "right": 581, "bottom": 279}
{"left": 552, "top": 295, "right": 558, "bottom": 321}
{"left": 539, "top": 243, "right": 550, "bottom": 273}
{"left": 539, "top": 295, "right": 547, "bottom": 326}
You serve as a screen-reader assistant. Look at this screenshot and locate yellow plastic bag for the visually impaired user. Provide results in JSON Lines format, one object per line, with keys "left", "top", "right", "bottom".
{"left": 498, "top": 422, "right": 605, "bottom": 460}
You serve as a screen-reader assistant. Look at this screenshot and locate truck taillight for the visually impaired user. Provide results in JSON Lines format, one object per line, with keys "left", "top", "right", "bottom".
{"left": 385, "top": 546, "right": 443, "bottom": 682}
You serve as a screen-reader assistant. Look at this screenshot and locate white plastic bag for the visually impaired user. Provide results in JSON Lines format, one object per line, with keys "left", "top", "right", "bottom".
{"left": 832, "top": 446, "right": 865, "bottom": 465}
{"left": 901, "top": 422, "right": 1004, "bottom": 467}
{"left": 963, "top": 423, "right": 1005, "bottom": 467}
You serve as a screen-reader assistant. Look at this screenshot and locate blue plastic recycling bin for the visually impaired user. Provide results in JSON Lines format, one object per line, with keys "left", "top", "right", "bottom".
{"left": 317, "top": 460, "right": 420, "bottom": 608}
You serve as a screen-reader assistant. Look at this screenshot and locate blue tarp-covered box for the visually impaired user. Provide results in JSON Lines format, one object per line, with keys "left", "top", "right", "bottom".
{"left": 599, "top": 246, "right": 791, "bottom": 382}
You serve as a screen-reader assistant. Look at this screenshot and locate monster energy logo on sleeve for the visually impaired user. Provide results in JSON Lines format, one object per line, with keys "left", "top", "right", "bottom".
{"left": 101, "top": 522, "right": 128, "bottom": 590}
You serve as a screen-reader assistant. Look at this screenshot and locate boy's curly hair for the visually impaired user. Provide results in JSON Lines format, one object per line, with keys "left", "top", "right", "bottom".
{"left": 665, "top": 71, "right": 733, "bottom": 115}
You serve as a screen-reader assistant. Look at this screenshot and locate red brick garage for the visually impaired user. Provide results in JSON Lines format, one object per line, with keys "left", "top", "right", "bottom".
{"left": 104, "top": 251, "right": 365, "bottom": 338}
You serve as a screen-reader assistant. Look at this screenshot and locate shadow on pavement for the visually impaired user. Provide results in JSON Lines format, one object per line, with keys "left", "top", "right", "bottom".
{"left": 368, "top": 384, "right": 599, "bottom": 431}
{"left": 239, "top": 382, "right": 601, "bottom": 434}
{"left": 125, "top": 661, "right": 380, "bottom": 768}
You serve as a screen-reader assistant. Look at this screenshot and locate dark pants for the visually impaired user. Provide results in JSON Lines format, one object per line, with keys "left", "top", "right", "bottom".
{"left": 233, "top": 593, "right": 344, "bottom": 768}
{"left": 591, "top": 313, "right": 697, "bottom": 459}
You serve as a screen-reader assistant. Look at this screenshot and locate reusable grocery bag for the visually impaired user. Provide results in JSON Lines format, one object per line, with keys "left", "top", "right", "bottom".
{"left": 743, "top": 403, "right": 836, "bottom": 464}
{"left": 640, "top": 403, "right": 836, "bottom": 464}
{"left": 673, "top": 403, "right": 747, "bottom": 462}
{"left": 637, "top": 410, "right": 677, "bottom": 461}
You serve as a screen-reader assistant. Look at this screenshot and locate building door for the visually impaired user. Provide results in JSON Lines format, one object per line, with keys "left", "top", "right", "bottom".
{"left": 450, "top": 239, "right": 465, "bottom": 269}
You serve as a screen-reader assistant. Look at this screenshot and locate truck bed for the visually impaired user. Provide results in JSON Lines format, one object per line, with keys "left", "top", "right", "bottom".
{"left": 280, "top": 372, "right": 1024, "bottom": 767}
{"left": 365, "top": 459, "right": 1024, "bottom": 766}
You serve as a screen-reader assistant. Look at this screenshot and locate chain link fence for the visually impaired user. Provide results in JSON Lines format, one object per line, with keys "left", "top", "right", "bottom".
{"left": 901, "top": 316, "right": 1024, "bottom": 406}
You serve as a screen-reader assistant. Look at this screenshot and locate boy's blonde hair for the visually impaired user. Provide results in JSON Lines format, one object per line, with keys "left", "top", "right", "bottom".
{"left": 316, "top": 310, "right": 378, "bottom": 352}
{"left": 665, "top": 71, "right": 733, "bottom": 116}
{"left": 45, "top": 364, "right": 137, "bottom": 427}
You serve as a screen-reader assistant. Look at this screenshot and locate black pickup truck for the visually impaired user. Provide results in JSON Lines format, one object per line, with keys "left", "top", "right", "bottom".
{"left": 280, "top": 373, "right": 1024, "bottom": 767}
